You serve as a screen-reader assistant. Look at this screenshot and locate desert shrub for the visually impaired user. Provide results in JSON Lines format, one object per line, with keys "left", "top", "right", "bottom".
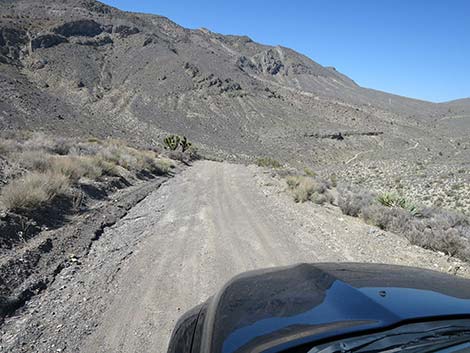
{"left": 16, "top": 150, "right": 52, "bottom": 172}
{"left": 92, "top": 156, "right": 121, "bottom": 176}
{"left": 338, "top": 185, "right": 470, "bottom": 262}
{"left": 96, "top": 143, "right": 170, "bottom": 175}
{"left": 286, "top": 176, "right": 332, "bottom": 204}
{"left": 50, "top": 137, "right": 73, "bottom": 155}
{"left": 362, "top": 204, "right": 411, "bottom": 230}
{"left": 0, "top": 171, "right": 69, "bottom": 211}
{"left": 0, "top": 138, "right": 21, "bottom": 155}
{"left": 22, "top": 132, "right": 56, "bottom": 151}
{"left": 311, "top": 191, "right": 334, "bottom": 205}
{"left": 330, "top": 174, "right": 338, "bottom": 187}
{"left": 87, "top": 137, "right": 102, "bottom": 144}
{"left": 257, "top": 157, "right": 282, "bottom": 169}
{"left": 186, "top": 146, "right": 201, "bottom": 161}
{"left": 304, "top": 167, "right": 316, "bottom": 177}
{"left": 51, "top": 156, "right": 103, "bottom": 182}
{"left": 337, "top": 185, "right": 376, "bottom": 217}
{"left": 141, "top": 154, "right": 171, "bottom": 175}
{"left": 168, "top": 150, "right": 185, "bottom": 162}
{"left": 98, "top": 144, "right": 134, "bottom": 169}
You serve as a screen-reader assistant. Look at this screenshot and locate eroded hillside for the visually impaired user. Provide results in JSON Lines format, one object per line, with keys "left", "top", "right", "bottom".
{"left": 1, "top": 0, "right": 469, "bottom": 166}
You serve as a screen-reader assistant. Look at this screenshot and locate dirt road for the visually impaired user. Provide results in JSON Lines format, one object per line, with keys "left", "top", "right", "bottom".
{"left": 2, "top": 161, "right": 468, "bottom": 353}
{"left": 82, "top": 161, "right": 337, "bottom": 353}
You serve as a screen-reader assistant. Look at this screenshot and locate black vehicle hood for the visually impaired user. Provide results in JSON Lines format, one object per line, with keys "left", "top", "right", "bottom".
{"left": 200, "top": 263, "right": 470, "bottom": 353}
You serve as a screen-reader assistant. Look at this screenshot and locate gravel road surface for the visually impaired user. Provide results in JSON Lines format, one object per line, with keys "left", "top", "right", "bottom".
{"left": 1, "top": 161, "right": 468, "bottom": 353}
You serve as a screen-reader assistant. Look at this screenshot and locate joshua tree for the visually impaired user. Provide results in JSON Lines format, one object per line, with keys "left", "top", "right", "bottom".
{"left": 163, "top": 135, "right": 180, "bottom": 150}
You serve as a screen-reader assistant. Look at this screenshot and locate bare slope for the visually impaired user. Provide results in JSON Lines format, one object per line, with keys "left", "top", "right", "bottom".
{"left": 1, "top": 0, "right": 469, "bottom": 164}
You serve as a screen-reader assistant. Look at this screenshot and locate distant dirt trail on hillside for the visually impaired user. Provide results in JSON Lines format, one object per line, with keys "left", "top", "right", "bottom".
{"left": 2, "top": 161, "right": 468, "bottom": 353}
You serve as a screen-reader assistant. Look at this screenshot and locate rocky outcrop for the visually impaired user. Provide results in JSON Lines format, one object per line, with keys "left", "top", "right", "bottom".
{"left": 237, "top": 49, "right": 285, "bottom": 76}
{"left": 184, "top": 62, "right": 242, "bottom": 94}
{"left": 253, "top": 49, "right": 285, "bottom": 75}
{"left": 73, "top": 34, "right": 113, "bottom": 46}
{"left": 53, "top": 20, "right": 103, "bottom": 38}
{"left": 0, "top": 27, "right": 27, "bottom": 63}
{"left": 113, "top": 25, "right": 140, "bottom": 38}
{"left": 305, "top": 131, "right": 384, "bottom": 140}
{"left": 31, "top": 33, "right": 67, "bottom": 50}
{"left": 236, "top": 56, "right": 257, "bottom": 72}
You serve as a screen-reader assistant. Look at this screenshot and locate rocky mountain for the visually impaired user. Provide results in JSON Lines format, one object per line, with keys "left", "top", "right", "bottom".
{"left": 1, "top": 0, "right": 469, "bottom": 165}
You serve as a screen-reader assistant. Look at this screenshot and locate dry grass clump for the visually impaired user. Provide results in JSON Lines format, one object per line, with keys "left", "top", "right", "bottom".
{"left": 97, "top": 143, "right": 170, "bottom": 175}
{"left": 338, "top": 184, "right": 470, "bottom": 262}
{"left": 16, "top": 150, "right": 52, "bottom": 172}
{"left": 0, "top": 171, "right": 69, "bottom": 211}
{"left": 51, "top": 156, "right": 103, "bottom": 182}
{"left": 0, "top": 138, "right": 21, "bottom": 155}
{"left": 286, "top": 176, "right": 333, "bottom": 204}
{"left": 0, "top": 133, "right": 171, "bottom": 213}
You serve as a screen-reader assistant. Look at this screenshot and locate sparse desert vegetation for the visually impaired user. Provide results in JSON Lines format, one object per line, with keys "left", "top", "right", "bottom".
{"left": 0, "top": 132, "right": 173, "bottom": 246}
{"left": 163, "top": 134, "right": 200, "bottom": 163}
{"left": 285, "top": 175, "right": 334, "bottom": 204}
{"left": 337, "top": 184, "right": 470, "bottom": 262}
{"left": 277, "top": 165, "right": 470, "bottom": 263}
{"left": 1, "top": 171, "right": 69, "bottom": 211}
{"left": 256, "top": 157, "right": 282, "bottom": 169}
{"left": 334, "top": 160, "right": 470, "bottom": 215}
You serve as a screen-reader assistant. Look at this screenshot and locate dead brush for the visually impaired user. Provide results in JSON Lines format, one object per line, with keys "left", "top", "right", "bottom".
{"left": 0, "top": 171, "right": 69, "bottom": 211}
{"left": 15, "top": 150, "right": 53, "bottom": 172}
{"left": 337, "top": 184, "right": 470, "bottom": 262}
{"left": 51, "top": 156, "right": 102, "bottom": 182}
{"left": 286, "top": 176, "right": 333, "bottom": 204}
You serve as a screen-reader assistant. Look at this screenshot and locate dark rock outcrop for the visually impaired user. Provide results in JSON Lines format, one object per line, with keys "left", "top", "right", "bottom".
{"left": 53, "top": 20, "right": 103, "bottom": 37}
{"left": 73, "top": 34, "right": 113, "bottom": 46}
{"left": 31, "top": 33, "right": 67, "bottom": 50}
{"left": 253, "top": 49, "right": 285, "bottom": 75}
{"left": 113, "top": 25, "right": 140, "bottom": 38}
{"left": 0, "top": 27, "right": 27, "bottom": 62}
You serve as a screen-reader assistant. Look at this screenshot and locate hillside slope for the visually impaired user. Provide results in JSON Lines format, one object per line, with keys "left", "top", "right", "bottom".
{"left": 1, "top": 0, "right": 469, "bottom": 164}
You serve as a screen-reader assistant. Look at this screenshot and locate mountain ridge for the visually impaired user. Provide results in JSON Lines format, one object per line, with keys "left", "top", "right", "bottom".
{"left": 1, "top": 0, "right": 469, "bottom": 165}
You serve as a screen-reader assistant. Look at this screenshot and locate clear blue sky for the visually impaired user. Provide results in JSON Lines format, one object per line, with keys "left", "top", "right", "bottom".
{"left": 102, "top": 0, "right": 469, "bottom": 102}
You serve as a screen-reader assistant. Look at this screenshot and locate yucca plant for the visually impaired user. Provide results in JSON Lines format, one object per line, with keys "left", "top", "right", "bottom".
{"left": 377, "top": 192, "right": 417, "bottom": 215}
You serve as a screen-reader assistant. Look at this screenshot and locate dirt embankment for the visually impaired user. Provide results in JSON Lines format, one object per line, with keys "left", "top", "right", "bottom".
{"left": 1, "top": 161, "right": 468, "bottom": 353}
